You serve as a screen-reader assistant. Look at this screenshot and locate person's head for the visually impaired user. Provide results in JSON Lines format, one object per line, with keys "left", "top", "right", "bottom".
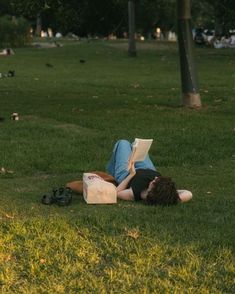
{"left": 145, "top": 176, "right": 180, "bottom": 206}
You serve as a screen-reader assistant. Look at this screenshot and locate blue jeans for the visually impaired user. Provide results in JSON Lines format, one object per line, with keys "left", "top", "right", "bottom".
{"left": 106, "top": 139, "right": 156, "bottom": 184}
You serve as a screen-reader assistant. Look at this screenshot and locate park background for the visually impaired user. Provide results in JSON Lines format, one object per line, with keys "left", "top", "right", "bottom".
{"left": 0, "top": 0, "right": 235, "bottom": 293}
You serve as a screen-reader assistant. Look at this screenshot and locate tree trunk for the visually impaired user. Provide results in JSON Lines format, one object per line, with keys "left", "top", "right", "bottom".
{"left": 36, "top": 13, "right": 42, "bottom": 37}
{"left": 177, "top": 0, "right": 201, "bottom": 108}
{"left": 12, "top": 16, "right": 17, "bottom": 24}
{"left": 215, "top": 16, "right": 223, "bottom": 36}
{"left": 128, "top": 0, "right": 137, "bottom": 57}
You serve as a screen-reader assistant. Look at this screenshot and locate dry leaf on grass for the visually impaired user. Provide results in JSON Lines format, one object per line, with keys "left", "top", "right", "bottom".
{"left": 126, "top": 228, "right": 140, "bottom": 240}
{"left": 4, "top": 213, "right": 14, "bottom": 219}
{"left": 0, "top": 167, "right": 14, "bottom": 174}
{"left": 3, "top": 255, "right": 12, "bottom": 262}
{"left": 131, "top": 83, "right": 140, "bottom": 88}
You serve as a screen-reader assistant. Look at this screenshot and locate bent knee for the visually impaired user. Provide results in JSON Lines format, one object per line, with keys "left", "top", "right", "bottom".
{"left": 116, "top": 139, "right": 130, "bottom": 146}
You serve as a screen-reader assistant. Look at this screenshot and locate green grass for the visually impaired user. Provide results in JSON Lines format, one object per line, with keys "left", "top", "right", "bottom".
{"left": 0, "top": 40, "right": 235, "bottom": 293}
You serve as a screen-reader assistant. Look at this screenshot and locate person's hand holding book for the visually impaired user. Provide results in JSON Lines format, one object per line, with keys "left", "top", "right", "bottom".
{"left": 128, "top": 161, "right": 136, "bottom": 177}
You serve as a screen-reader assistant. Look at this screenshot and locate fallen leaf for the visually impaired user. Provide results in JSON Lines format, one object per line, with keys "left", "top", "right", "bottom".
{"left": 131, "top": 83, "right": 140, "bottom": 88}
{"left": 4, "top": 255, "right": 12, "bottom": 262}
{"left": 0, "top": 167, "right": 14, "bottom": 174}
{"left": 5, "top": 213, "right": 14, "bottom": 219}
{"left": 7, "top": 170, "right": 14, "bottom": 174}
{"left": 126, "top": 228, "right": 140, "bottom": 240}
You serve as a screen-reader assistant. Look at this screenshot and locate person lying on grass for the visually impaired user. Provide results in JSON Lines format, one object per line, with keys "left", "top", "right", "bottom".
{"left": 67, "top": 139, "right": 192, "bottom": 205}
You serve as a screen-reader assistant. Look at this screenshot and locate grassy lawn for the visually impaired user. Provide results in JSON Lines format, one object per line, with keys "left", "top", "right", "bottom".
{"left": 0, "top": 39, "right": 234, "bottom": 293}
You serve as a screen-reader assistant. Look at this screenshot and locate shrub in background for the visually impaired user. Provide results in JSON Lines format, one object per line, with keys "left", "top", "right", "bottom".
{"left": 0, "top": 15, "right": 31, "bottom": 48}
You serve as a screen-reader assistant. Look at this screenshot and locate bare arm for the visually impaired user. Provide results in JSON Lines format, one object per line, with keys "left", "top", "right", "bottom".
{"left": 117, "top": 188, "right": 134, "bottom": 201}
{"left": 116, "top": 162, "right": 136, "bottom": 201}
{"left": 177, "top": 190, "right": 193, "bottom": 202}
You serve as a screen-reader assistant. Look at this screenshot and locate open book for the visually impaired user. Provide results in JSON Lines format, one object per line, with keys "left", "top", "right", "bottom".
{"left": 128, "top": 138, "right": 153, "bottom": 169}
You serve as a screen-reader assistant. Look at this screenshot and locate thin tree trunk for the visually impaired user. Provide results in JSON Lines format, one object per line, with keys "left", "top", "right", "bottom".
{"left": 36, "top": 13, "right": 42, "bottom": 37}
{"left": 215, "top": 17, "right": 223, "bottom": 36}
{"left": 12, "top": 16, "right": 17, "bottom": 24}
{"left": 128, "top": 0, "right": 137, "bottom": 57}
{"left": 177, "top": 0, "right": 201, "bottom": 107}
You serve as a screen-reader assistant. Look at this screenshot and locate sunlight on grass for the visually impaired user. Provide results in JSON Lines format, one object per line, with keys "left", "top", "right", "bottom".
{"left": 1, "top": 217, "right": 234, "bottom": 292}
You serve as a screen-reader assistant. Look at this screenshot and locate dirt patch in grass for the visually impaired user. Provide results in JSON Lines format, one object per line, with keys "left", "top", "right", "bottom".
{"left": 107, "top": 40, "right": 177, "bottom": 51}
{"left": 22, "top": 115, "right": 95, "bottom": 134}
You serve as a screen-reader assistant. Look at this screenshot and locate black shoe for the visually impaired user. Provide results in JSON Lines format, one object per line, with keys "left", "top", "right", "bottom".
{"left": 41, "top": 187, "right": 72, "bottom": 206}
{"left": 54, "top": 187, "right": 72, "bottom": 206}
{"left": 41, "top": 194, "right": 56, "bottom": 205}
{"left": 7, "top": 70, "right": 15, "bottom": 77}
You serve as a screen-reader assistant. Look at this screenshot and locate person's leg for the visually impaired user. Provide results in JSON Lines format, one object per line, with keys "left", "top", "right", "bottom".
{"left": 66, "top": 171, "right": 117, "bottom": 193}
{"left": 66, "top": 180, "right": 83, "bottom": 194}
{"left": 92, "top": 171, "right": 116, "bottom": 185}
{"left": 106, "top": 139, "right": 132, "bottom": 184}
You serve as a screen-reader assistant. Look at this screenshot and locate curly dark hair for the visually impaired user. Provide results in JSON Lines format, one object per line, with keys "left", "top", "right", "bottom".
{"left": 145, "top": 176, "right": 180, "bottom": 206}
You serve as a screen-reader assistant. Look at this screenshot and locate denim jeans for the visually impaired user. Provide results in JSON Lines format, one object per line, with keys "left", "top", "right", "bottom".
{"left": 106, "top": 139, "right": 156, "bottom": 184}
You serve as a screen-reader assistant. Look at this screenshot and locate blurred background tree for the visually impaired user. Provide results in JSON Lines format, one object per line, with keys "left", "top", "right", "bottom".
{"left": 0, "top": 0, "right": 234, "bottom": 38}
{"left": 192, "top": 0, "right": 235, "bottom": 35}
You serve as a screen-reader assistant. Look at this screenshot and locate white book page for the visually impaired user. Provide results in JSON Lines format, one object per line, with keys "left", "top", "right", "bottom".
{"left": 128, "top": 138, "right": 153, "bottom": 169}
